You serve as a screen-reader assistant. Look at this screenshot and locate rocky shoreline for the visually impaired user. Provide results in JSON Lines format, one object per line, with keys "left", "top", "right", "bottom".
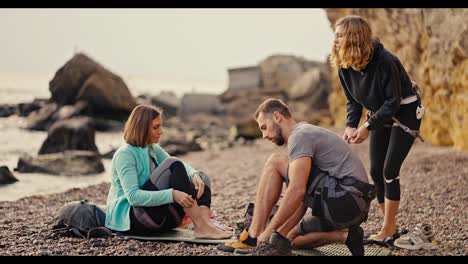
{"left": 0, "top": 129, "right": 466, "bottom": 256}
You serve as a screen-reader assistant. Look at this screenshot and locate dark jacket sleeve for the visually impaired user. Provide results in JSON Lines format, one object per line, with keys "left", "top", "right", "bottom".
{"left": 367, "top": 58, "right": 402, "bottom": 130}
{"left": 339, "top": 71, "right": 363, "bottom": 128}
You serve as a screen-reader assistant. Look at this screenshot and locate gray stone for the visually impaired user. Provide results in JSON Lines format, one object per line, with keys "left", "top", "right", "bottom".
{"left": 38, "top": 117, "right": 98, "bottom": 155}
{"left": 15, "top": 151, "right": 104, "bottom": 176}
{"left": 0, "top": 166, "right": 18, "bottom": 185}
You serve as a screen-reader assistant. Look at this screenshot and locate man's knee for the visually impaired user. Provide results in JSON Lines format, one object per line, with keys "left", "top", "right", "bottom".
{"left": 267, "top": 152, "right": 287, "bottom": 164}
{"left": 266, "top": 153, "right": 288, "bottom": 173}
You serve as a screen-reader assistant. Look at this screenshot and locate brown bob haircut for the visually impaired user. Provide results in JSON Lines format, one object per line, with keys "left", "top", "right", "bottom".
{"left": 255, "top": 98, "right": 292, "bottom": 120}
{"left": 124, "top": 104, "right": 162, "bottom": 147}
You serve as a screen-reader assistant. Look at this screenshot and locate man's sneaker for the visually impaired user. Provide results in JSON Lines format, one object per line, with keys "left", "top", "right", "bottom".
{"left": 345, "top": 225, "right": 365, "bottom": 256}
{"left": 218, "top": 229, "right": 257, "bottom": 253}
{"left": 250, "top": 231, "right": 293, "bottom": 256}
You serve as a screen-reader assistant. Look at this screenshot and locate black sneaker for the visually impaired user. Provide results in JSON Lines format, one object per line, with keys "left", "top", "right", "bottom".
{"left": 345, "top": 226, "right": 365, "bottom": 256}
{"left": 250, "top": 231, "right": 293, "bottom": 256}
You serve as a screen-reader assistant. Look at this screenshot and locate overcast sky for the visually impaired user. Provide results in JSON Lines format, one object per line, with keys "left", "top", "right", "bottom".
{"left": 0, "top": 8, "right": 334, "bottom": 82}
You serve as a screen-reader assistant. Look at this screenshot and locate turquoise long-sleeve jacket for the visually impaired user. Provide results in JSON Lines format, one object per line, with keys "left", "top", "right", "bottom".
{"left": 105, "top": 143, "right": 198, "bottom": 231}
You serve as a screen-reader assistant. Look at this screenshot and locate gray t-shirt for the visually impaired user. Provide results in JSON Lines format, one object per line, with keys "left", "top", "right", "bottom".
{"left": 288, "top": 122, "right": 368, "bottom": 183}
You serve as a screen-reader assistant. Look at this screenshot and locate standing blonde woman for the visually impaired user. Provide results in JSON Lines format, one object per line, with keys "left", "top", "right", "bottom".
{"left": 331, "top": 15, "right": 424, "bottom": 243}
{"left": 105, "top": 104, "right": 231, "bottom": 239}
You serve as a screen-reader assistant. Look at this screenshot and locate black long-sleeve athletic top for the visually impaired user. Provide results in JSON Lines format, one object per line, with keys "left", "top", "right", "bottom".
{"left": 338, "top": 40, "right": 415, "bottom": 130}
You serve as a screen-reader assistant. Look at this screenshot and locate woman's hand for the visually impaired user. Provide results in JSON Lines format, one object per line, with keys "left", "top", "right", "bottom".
{"left": 349, "top": 125, "right": 369, "bottom": 144}
{"left": 342, "top": 127, "right": 357, "bottom": 143}
{"left": 173, "top": 190, "right": 194, "bottom": 208}
{"left": 192, "top": 173, "right": 205, "bottom": 199}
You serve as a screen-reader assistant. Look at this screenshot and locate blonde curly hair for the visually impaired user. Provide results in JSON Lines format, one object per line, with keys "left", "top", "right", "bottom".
{"left": 330, "top": 15, "right": 374, "bottom": 71}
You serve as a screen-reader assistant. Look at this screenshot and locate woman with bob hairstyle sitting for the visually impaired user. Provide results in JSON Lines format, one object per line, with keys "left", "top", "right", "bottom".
{"left": 105, "top": 104, "right": 232, "bottom": 239}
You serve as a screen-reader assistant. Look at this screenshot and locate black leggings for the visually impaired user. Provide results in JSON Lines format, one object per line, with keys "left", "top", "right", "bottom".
{"left": 128, "top": 158, "right": 211, "bottom": 236}
{"left": 369, "top": 101, "right": 422, "bottom": 203}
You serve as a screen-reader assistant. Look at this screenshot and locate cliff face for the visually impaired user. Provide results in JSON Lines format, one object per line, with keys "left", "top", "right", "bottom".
{"left": 325, "top": 8, "right": 468, "bottom": 151}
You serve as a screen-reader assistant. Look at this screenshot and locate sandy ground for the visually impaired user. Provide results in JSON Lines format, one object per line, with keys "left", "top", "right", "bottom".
{"left": 0, "top": 127, "right": 466, "bottom": 256}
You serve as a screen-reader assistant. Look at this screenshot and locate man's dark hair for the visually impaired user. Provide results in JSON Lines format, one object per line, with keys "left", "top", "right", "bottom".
{"left": 255, "top": 98, "right": 292, "bottom": 119}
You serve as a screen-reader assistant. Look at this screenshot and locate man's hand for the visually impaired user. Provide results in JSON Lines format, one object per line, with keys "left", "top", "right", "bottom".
{"left": 257, "top": 228, "right": 274, "bottom": 245}
{"left": 342, "top": 127, "right": 357, "bottom": 143}
{"left": 349, "top": 125, "right": 369, "bottom": 144}
{"left": 192, "top": 173, "right": 205, "bottom": 199}
{"left": 173, "top": 190, "right": 194, "bottom": 208}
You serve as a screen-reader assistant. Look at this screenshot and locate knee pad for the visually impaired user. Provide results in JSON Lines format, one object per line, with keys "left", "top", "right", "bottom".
{"left": 160, "top": 157, "right": 182, "bottom": 167}
{"left": 196, "top": 170, "right": 211, "bottom": 189}
{"left": 152, "top": 158, "right": 187, "bottom": 189}
{"left": 384, "top": 176, "right": 401, "bottom": 201}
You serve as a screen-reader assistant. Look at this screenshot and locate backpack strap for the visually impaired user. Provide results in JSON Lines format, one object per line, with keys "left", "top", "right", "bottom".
{"left": 310, "top": 173, "right": 327, "bottom": 217}
{"left": 71, "top": 227, "right": 87, "bottom": 239}
{"left": 149, "top": 149, "right": 157, "bottom": 173}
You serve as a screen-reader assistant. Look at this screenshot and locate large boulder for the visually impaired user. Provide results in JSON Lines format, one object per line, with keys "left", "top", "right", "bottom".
{"left": 38, "top": 116, "right": 98, "bottom": 155}
{"left": 77, "top": 72, "right": 136, "bottom": 120}
{"left": 49, "top": 53, "right": 136, "bottom": 120}
{"left": 288, "top": 67, "right": 330, "bottom": 110}
{"left": 260, "top": 55, "right": 304, "bottom": 91}
{"left": 259, "top": 55, "right": 325, "bottom": 91}
{"left": 288, "top": 68, "right": 321, "bottom": 100}
{"left": 325, "top": 8, "right": 468, "bottom": 151}
{"left": 0, "top": 166, "right": 18, "bottom": 185}
{"left": 15, "top": 151, "right": 104, "bottom": 176}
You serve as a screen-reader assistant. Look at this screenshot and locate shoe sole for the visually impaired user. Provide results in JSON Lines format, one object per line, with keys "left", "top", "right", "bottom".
{"left": 217, "top": 244, "right": 235, "bottom": 253}
{"left": 233, "top": 248, "right": 253, "bottom": 255}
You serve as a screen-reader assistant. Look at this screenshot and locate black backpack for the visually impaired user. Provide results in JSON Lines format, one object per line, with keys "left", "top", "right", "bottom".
{"left": 51, "top": 200, "right": 113, "bottom": 239}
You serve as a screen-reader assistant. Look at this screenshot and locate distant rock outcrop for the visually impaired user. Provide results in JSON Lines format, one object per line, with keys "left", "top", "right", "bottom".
{"left": 221, "top": 54, "right": 332, "bottom": 138}
{"left": 179, "top": 94, "right": 224, "bottom": 120}
{"left": 137, "top": 91, "right": 180, "bottom": 119}
{"left": 325, "top": 8, "right": 468, "bottom": 151}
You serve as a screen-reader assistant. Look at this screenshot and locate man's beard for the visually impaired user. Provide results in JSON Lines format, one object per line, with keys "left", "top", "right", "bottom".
{"left": 272, "top": 123, "right": 285, "bottom": 146}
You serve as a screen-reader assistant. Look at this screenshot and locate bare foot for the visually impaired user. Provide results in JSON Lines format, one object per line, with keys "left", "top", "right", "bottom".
{"left": 194, "top": 225, "right": 232, "bottom": 239}
{"left": 369, "top": 227, "right": 397, "bottom": 241}
{"left": 210, "top": 219, "right": 233, "bottom": 232}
